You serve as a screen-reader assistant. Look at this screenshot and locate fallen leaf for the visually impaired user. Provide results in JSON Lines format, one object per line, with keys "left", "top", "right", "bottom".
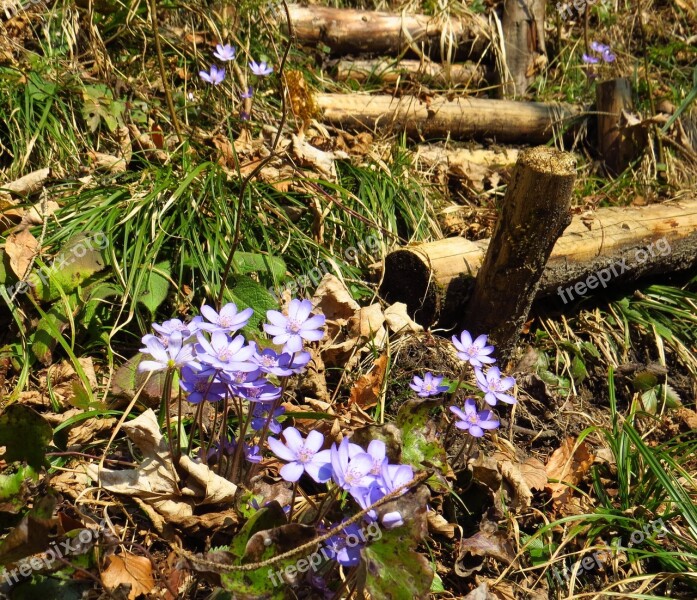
{"left": 349, "top": 354, "right": 387, "bottom": 409}
{"left": 101, "top": 552, "right": 155, "bottom": 600}
{"left": 349, "top": 303, "right": 385, "bottom": 339}
{"left": 545, "top": 437, "right": 594, "bottom": 510}
{"left": 5, "top": 229, "right": 39, "bottom": 279}
{"left": 384, "top": 302, "right": 423, "bottom": 334}
{"left": 84, "top": 410, "right": 238, "bottom": 531}
{"left": 455, "top": 522, "right": 516, "bottom": 578}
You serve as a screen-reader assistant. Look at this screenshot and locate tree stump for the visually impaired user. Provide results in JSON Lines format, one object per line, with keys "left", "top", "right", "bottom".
{"left": 459, "top": 147, "right": 576, "bottom": 362}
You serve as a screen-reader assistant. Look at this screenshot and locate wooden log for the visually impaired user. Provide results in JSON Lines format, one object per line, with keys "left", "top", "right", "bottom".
{"left": 379, "top": 197, "right": 697, "bottom": 328}
{"left": 315, "top": 93, "right": 583, "bottom": 144}
{"left": 460, "top": 147, "right": 575, "bottom": 361}
{"left": 287, "top": 5, "right": 490, "bottom": 58}
{"left": 596, "top": 78, "right": 644, "bottom": 174}
{"left": 335, "top": 58, "right": 486, "bottom": 87}
{"left": 499, "top": 0, "right": 546, "bottom": 97}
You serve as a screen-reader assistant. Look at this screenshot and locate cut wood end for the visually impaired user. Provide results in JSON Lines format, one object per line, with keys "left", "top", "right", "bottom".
{"left": 519, "top": 146, "right": 576, "bottom": 176}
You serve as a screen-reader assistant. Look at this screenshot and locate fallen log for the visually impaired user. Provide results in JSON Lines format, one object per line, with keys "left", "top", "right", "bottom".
{"left": 460, "top": 146, "right": 575, "bottom": 362}
{"left": 415, "top": 145, "right": 520, "bottom": 168}
{"left": 335, "top": 58, "right": 486, "bottom": 87}
{"left": 379, "top": 198, "right": 697, "bottom": 328}
{"left": 287, "top": 5, "right": 491, "bottom": 58}
{"left": 315, "top": 93, "right": 583, "bottom": 144}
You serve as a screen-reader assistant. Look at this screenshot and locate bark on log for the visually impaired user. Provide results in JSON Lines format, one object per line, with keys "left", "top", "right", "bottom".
{"left": 379, "top": 197, "right": 697, "bottom": 328}
{"left": 335, "top": 59, "right": 486, "bottom": 87}
{"left": 596, "top": 78, "right": 645, "bottom": 174}
{"left": 460, "top": 147, "right": 575, "bottom": 360}
{"left": 499, "top": 0, "right": 546, "bottom": 97}
{"left": 315, "top": 93, "right": 582, "bottom": 144}
{"left": 288, "top": 5, "right": 490, "bottom": 58}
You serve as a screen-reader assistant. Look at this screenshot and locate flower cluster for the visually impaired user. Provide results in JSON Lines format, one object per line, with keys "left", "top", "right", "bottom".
{"left": 268, "top": 430, "right": 413, "bottom": 563}
{"left": 582, "top": 41, "right": 616, "bottom": 65}
{"left": 138, "top": 299, "right": 324, "bottom": 470}
{"left": 409, "top": 330, "right": 516, "bottom": 440}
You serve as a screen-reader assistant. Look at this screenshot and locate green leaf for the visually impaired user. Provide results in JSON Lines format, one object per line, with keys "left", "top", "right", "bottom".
{"left": 360, "top": 526, "right": 433, "bottom": 600}
{"left": 30, "top": 234, "right": 107, "bottom": 303}
{"left": 571, "top": 355, "right": 588, "bottom": 384}
{"left": 137, "top": 261, "right": 171, "bottom": 315}
{"left": 30, "top": 293, "right": 78, "bottom": 365}
{"left": 396, "top": 399, "right": 450, "bottom": 491}
{"left": 0, "top": 405, "right": 52, "bottom": 469}
{"left": 233, "top": 251, "right": 286, "bottom": 281}
{"left": 81, "top": 84, "right": 125, "bottom": 133}
{"left": 0, "top": 466, "right": 37, "bottom": 512}
{"left": 224, "top": 274, "right": 279, "bottom": 331}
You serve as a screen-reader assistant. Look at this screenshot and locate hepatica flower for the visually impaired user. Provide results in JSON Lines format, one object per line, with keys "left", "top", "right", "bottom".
{"left": 139, "top": 332, "right": 195, "bottom": 373}
{"left": 324, "top": 522, "right": 364, "bottom": 567}
{"left": 264, "top": 299, "right": 326, "bottom": 353}
{"left": 196, "top": 332, "right": 256, "bottom": 372}
{"left": 583, "top": 41, "right": 616, "bottom": 65}
{"left": 452, "top": 330, "right": 496, "bottom": 368}
{"left": 199, "top": 65, "right": 225, "bottom": 85}
{"left": 268, "top": 427, "right": 332, "bottom": 483}
{"left": 409, "top": 372, "right": 448, "bottom": 397}
{"left": 251, "top": 402, "right": 285, "bottom": 434}
{"left": 240, "top": 86, "right": 254, "bottom": 99}
{"left": 213, "top": 43, "right": 236, "bottom": 62}
{"left": 331, "top": 437, "right": 374, "bottom": 490}
{"left": 249, "top": 60, "right": 273, "bottom": 76}
{"left": 179, "top": 366, "right": 227, "bottom": 404}
{"left": 450, "top": 399, "right": 500, "bottom": 437}
{"left": 475, "top": 366, "right": 516, "bottom": 406}
{"left": 200, "top": 302, "right": 253, "bottom": 333}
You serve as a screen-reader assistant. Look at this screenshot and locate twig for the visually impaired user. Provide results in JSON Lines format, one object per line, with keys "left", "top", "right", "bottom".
{"left": 148, "top": 0, "right": 184, "bottom": 146}
{"left": 216, "top": 0, "right": 295, "bottom": 310}
{"left": 173, "top": 469, "right": 431, "bottom": 571}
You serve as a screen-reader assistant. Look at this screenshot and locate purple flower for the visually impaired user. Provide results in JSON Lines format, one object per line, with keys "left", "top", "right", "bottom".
{"left": 245, "top": 444, "right": 262, "bottom": 463}
{"left": 330, "top": 437, "right": 374, "bottom": 490}
{"left": 252, "top": 346, "right": 295, "bottom": 377}
{"left": 582, "top": 53, "right": 600, "bottom": 64}
{"left": 590, "top": 41, "right": 610, "bottom": 54}
{"left": 240, "top": 86, "right": 254, "bottom": 99}
{"left": 238, "top": 382, "right": 282, "bottom": 403}
{"left": 152, "top": 318, "right": 199, "bottom": 342}
{"left": 452, "top": 331, "right": 496, "bottom": 368}
{"left": 264, "top": 299, "right": 326, "bottom": 353}
{"left": 380, "top": 462, "right": 414, "bottom": 495}
{"left": 249, "top": 60, "right": 273, "bottom": 76}
{"left": 213, "top": 43, "right": 236, "bottom": 62}
{"left": 240, "top": 111, "right": 250, "bottom": 121}
{"left": 199, "top": 303, "right": 253, "bottom": 333}
{"left": 199, "top": 65, "right": 225, "bottom": 85}
{"left": 475, "top": 367, "right": 516, "bottom": 406}
{"left": 601, "top": 50, "right": 616, "bottom": 63}
{"left": 409, "top": 372, "right": 448, "bottom": 397}
{"left": 195, "top": 332, "right": 256, "bottom": 372}
{"left": 179, "top": 366, "right": 228, "bottom": 404}
{"left": 251, "top": 402, "right": 285, "bottom": 434}
{"left": 324, "top": 522, "right": 364, "bottom": 567}
{"left": 365, "top": 440, "right": 387, "bottom": 477}
{"left": 450, "top": 399, "right": 500, "bottom": 437}
{"left": 267, "top": 427, "right": 332, "bottom": 483}
{"left": 138, "top": 332, "right": 195, "bottom": 372}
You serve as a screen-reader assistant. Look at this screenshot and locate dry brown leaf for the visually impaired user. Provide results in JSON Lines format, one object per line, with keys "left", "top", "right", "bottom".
{"left": 85, "top": 410, "right": 238, "bottom": 531}
{"left": 292, "top": 133, "right": 347, "bottom": 181}
{"left": 427, "top": 511, "right": 455, "bottom": 538}
{"left": 455, "top": 522, "right": 516, "bottom": 578}
{"left": 5, "top": 229, "right": 38, "bottom": 279}
{"left": 545, "top": 437, "right": 594, "bottom": 509}
{"left": 87, "top": 150, "right": 127, "bottom": 173}
{"left": 101, "top": 552, "right": 155, "bottom": 600}
{"left": 349, "top": 303, "right": 386, "bottom": 340}
{"left": 349, "top": 354, "right": 387, "bottom": 409}
{"left": 383, "top": 302, "right": 423, "bottom": 334}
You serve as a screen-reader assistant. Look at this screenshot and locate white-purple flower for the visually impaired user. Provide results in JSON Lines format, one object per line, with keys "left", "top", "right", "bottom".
{"left": 152, "top": 318, "right": 198, "bottom": 342}
{"left": 365, "top": 440, "right": 387, "bottom": 477}
{"left": 213, "top": 43, "right": 236, "bottom": 62}
{"left": 380, "top": 462, "right": 414, "bottom": 495}
{"left": 409, "top": 372, "right": 448, "bottom": 397}
{"left": 199, "top": 302, "right": 253, "bottom": 333}
{"left": 264, "top": 299, "right": 326, "bottom": 353}
{"left": 240, "top": 86, "right": 254, "bottom": 99}
{"left": 195, "top": 332, "right": 256, "bottom": 372}
{"left": 199, "top": 65, "right": 225, "bottom": 85}
{"left": 452, "top": 330, "right": 496, "bottom": 368}
{"left": 450, "top": 399, "right": 499, "bottom": 437}
{"left": 138, "top": 332, "right": 195, "bottom": 372}
{"left": 475, "top": 366, "right": 516, "bottom": 405}
{"left": 331, "top": 437, "right": 374, "bottom": 490}
{"left": 249, "top": 60, "right": 273, "bottom": 76}
{"left": 268, "top": 427, "right": 332, "bottom": 483}
{"left": 238, "top": 382, "right": 282, "bottom": 403}
{"left": 252, "top": 346, "right": 295, "bottom": 377}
